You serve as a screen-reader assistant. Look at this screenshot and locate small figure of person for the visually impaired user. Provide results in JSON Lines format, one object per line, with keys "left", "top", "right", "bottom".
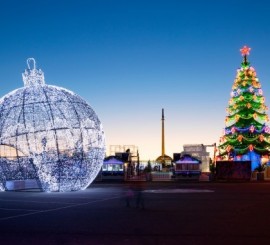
{"left": 125, "top": 185, "right": 134, "bottom": 207}
{"left": 134, "top": 182, "right": 145, "bottom": 209}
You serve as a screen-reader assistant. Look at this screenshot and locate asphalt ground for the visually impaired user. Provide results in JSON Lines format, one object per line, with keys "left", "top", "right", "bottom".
{"left": 0, "top": 182, "right": 270, "bottom": 245}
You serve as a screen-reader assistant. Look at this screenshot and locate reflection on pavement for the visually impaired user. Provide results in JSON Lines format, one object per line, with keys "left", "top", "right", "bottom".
{"left": 144, "top": 189, "right": 214, "bottom": 193}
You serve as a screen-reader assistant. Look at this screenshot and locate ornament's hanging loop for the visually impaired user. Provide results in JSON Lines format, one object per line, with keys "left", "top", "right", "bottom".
{"left": 22, "top": 58, "right": 45, "bottom": 86}
{"left": 27, "top": 58, "right": 36, "bottom": 70}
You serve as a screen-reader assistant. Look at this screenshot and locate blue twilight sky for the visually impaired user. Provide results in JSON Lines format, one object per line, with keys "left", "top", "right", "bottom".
{"left": 1, "top": 0, "right": 270, "bottom": 160}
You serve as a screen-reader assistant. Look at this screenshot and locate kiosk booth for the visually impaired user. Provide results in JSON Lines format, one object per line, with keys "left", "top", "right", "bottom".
{"left": 174, "top": 154, "right": 201, "bottom": 180}
{"left": 102, "top": 156, "right": 124, "bottom": 178}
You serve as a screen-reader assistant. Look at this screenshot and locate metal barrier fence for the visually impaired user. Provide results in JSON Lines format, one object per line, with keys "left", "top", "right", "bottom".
{"left": 151, "top": 172, "right": 173, "bottom": 181}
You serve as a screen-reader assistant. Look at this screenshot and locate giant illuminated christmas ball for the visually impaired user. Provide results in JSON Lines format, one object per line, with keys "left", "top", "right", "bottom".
{"left": 0, "top": 58, "right": 105, "bottom": 192}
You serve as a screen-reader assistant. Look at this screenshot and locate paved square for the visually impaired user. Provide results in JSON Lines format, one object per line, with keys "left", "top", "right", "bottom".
{"left": 0, "top": 182, "right": 270, "bottom": 244}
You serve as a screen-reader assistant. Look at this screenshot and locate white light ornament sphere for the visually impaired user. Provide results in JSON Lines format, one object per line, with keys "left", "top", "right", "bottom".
{"left": 0, "top": 58, "right": 105, "bottom": 192}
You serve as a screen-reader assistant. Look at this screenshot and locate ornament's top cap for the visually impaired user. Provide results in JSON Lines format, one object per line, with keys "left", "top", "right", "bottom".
{"left": 22, "top": 58, "right": 45, "bottom": 87}
{"left": 240, "top": 45, "right": 251, "bottom": 56}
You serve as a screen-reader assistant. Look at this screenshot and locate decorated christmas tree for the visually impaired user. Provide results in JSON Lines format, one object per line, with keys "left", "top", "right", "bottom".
{"left": 218, "top": 46, "right": 270, "bottom": 170}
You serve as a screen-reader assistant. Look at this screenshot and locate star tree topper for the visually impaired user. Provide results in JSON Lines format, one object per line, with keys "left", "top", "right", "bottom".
{"left": 240, "top": 45, "right": 251, "bottom": 56}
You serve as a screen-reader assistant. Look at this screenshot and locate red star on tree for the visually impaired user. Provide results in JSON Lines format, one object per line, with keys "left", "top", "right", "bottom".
{"left": 240, "top": 45, "right": 251, "bottom": 56}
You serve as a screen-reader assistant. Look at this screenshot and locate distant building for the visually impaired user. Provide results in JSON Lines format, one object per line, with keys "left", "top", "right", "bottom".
{"left": 107, "top": 145, "right": 140, "bottom": 177}
{"left": 181, "top": 144, "right": 212, "bottom": 172}
{"left": 155, "top": 109, "right": 172, "bottom": 166}
{"left": 109, "top": 145, "right": 138, "bottom": 163}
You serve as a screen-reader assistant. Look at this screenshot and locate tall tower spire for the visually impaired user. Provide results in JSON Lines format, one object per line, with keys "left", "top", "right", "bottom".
{"left": 162, "top": 108, "right": 165, "bottom": 157}
{"left": 156, "top": 108, "right": 172, "bottom": 166}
